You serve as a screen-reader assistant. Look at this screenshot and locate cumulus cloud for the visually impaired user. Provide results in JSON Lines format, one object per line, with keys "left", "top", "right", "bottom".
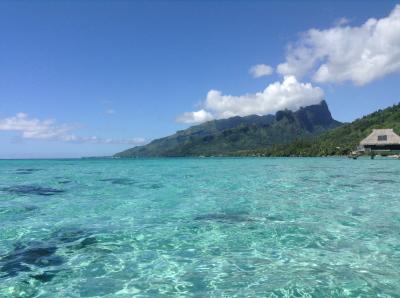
{"left": 249, "top": 64, "right": 273, "bottom": 78}
{"left": 0, "top": 113, "right": 146, "bottom": 145}
{"left": 176, "top": 109, "right": 214, "bottom": 124}
{"left": 177, "top": 76, "right": 324, "bottom": 124}
{"left": 277, "top": 4, "right": 400, "bottom": 85}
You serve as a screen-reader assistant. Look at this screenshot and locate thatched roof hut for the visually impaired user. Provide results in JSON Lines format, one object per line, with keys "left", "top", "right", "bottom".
{"left": 360, "top": 129, "right": 400, "bottom": 146}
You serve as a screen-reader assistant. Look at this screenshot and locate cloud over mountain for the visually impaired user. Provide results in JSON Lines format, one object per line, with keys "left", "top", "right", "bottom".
{"left": 176, "top": 109, "right": 214, "bottom": 124}
{"left": 277, "top": 4, "right": 400, "bottom": 85}
{"left": 177, "top": 76, "right": 324, "bottom": 124}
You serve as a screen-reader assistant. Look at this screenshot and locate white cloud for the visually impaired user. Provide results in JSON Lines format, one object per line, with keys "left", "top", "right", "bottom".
{"left": 0, "top": 113, "right": 77, "bottom": 141}
{"left": 249, "top": 64, "right": 273, "bottom": 78}
{"left": 177, "top": 76, "right": 324, "bottom": 124}
{"left": 0, "top": 113, "right": 146, "bottom": 145}
{"left": 277, "top": 5, "right": 400, "bottom": 85}
{"left": 106, "top": 109, "right": 116, "bottom": 115}
{"left": 176, "top": 109, "right": 214, "bottom": 124}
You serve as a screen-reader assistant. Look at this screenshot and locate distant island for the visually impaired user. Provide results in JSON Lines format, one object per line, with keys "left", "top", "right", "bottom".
{"left": 115, "top": 101, "right": 400, "bottom": 158}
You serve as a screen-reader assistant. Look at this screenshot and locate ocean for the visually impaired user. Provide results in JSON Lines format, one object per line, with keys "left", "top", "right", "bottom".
{"left": 0, "top": 158, "right": 399, "bottom": 297}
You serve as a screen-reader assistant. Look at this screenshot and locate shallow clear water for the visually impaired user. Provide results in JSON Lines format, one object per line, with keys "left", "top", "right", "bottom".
{"left": 0, "top": 157, "right": 399, "bottom": 297}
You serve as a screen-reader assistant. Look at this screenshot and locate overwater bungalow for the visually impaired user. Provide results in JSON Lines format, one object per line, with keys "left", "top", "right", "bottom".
{"left": 359, "top": 129, "right": 400, "bottom": 157}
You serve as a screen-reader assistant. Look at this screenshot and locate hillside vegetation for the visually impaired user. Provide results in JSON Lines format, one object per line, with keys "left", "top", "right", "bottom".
{"left": 115, "top": 101, "right": 340, "bottom": 157}
{"left": 116, "top": 101, "right": 400, "bottom": 158}
{"left": 236, "top": 103, "right": 400, "bottom": 157}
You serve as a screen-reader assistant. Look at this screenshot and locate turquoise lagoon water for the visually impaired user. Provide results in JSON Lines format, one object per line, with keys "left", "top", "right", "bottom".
{"left": 0, "top": 157, "right": 399, "bottom": 297}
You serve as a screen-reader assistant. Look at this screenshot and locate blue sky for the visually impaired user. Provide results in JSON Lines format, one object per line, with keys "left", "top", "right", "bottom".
{"left": 0, "top": 1, "right": 399, "bottom": 158}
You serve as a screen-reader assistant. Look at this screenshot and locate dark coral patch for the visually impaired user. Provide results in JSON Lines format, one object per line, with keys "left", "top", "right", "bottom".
{"left": 99, "top": 178, "right": 136, "bottom": 185}
{"left": 0, "top": 243, "right": 62, "bottom": 278}
{"left": 23, "top": 205, "right": 39, "bottom": 212}
{"left": 15, "top": 168, "right": 43, "bottom": 175}
{"left": 0, "top": 228, "right": 97, "bottom": 281}
{"left": 31, "top": 271, "right": 58, "bottom": 283}
{"left": 371, "top": 179, "right": 397, "bottom": 184}
{"left": 265, "top": 215, "right": 286, "bottom": 222}
{"left": 58, "top": 180, "right": 72, "bottom": 184}
{"left": 138, "top": 183, "right": 164, "bottom": 190}
{"left": 2, "top": 185, "right": 65, "bottom": 196}
{"left": 194, "top": 213, "right": 252, "bottom": 223}
{"left": 149, "top": 183, "right": 163, "bottom": 189}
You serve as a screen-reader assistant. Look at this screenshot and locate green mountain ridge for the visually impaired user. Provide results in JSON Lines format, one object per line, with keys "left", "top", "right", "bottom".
{"left": 236, "top": 102, "right": 400, "bottom": 157}
{"left": 115, "top": 100, "right": 341, "bottom": 157}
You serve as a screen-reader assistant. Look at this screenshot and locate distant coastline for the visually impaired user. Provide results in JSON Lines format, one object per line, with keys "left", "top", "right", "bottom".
{"left": 115, "top": 102, "right": 400, "bottom": 159}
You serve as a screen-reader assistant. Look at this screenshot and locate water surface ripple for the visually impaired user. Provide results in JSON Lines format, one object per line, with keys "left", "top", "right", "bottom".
{"left": 0, "top": 158, "right": 399, "bottom": 297}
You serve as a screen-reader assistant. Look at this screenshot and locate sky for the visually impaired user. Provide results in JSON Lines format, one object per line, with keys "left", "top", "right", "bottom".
{"left": 0, "top": 0, "right": 399, "bottom": 158}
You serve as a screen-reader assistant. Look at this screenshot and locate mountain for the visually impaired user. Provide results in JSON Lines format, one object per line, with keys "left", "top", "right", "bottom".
{"left": 115, "top": 100, "right": 341, "bottom": 157}
{"left": 236, "top": 103, "right": 400, "bottom": 157}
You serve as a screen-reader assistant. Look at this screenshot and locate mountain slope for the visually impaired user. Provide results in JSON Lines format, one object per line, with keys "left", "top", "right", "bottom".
{"left": 237, "top": 103, "right": 400, "bottom": 157}
{"left": 115, "top": 100, "right": 341, "bottom": 157}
